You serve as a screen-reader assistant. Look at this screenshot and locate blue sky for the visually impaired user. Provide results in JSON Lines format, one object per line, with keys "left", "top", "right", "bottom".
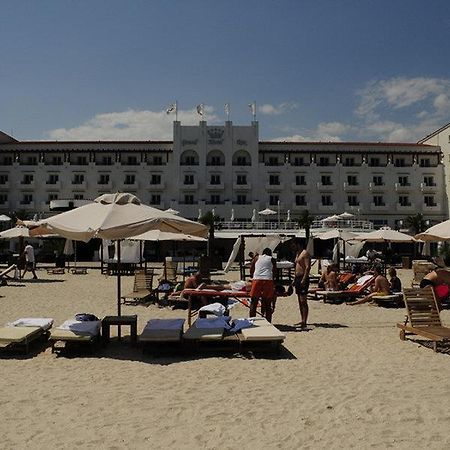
{"left": 1, "top": 0, "right": 450, "bottom": 142}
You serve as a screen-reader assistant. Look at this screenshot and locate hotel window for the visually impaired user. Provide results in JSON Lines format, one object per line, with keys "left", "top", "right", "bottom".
{"left": 47, "top": 174, "right": 59, "bottom": 184}
{"left": 184, "top": 194, "right": 194, "bottom": 204}
{"left": 75, "top": 155, "right": 88, "bottom": 165}
{"left": 347, "top": 175, "right": 358, "bottom": 186}
{"left": 295, "top": 195, "right": 306, "bottom": 206}
{"left": 21, "top": 194, "right": 33, "bottom": 205}
{"left": 424, "top": 195, "right": 437, "bottom": 207}
{"left": 295, "top": 175, "right": 306, "bottom": 185}
{"left": 318, "top": 157, "right": 329, "bottom": 166}
{"left": 321, "top": 195, "right": 332, "bottom": 206}
{"left": 424, "top": 176, "right": 436, "bottom": 186}
{"left": 210, "top": 156, "right": 222, "bottom": 166}
{"left": 210, "top": 194, "right": 221, "bottom": 204}
{"left": 47, "top": 193, "right": 58, "bottom": 204}
{"left": 372, "top": 175, "right": 384, "bottom": 186}
{"left": 269, "top": 174, "right": 280, "bottom": 185}
{"left": 344, "top": 157, "right": 355, "bottom": 166}
{"left": 100, "top": 156, "right": 113, "bottom": 165}
{"left": 399, "top": 196, "right": 411, "bottom": 206}
{"left": 2, "top": 156, "right": 13, "bottom": 165}
{"left": 210, "top": 174, "right": 221, "bottom": 185}
{"left": 51, "top": 155, "right": 63, "bottom": 165}
{"left": 99, "top": 174, "right": 110, "bottom": 185}
{"left": 398, "top": 176, "right": 409, "bottom": 186}
{"left": 124, "top": 174, "right": 135, "bottom": 185}
{"left": 126, "top": 155, "right": 138, "bottom": 165}
{"left": 150, "top": 174, "right": 161, "bottom": 185}
{"left": 152, "top": 156, "right": 163, "bottom": 165}
{"left": 394, "top": 158, "right": 405, "bottom": 167}
{"left": 236, "top": 194, "right": 247, "bottom": 205}
{"left": 293, "top": 157, "right": 304, "bottom": 166}
{"left": 25, "top": 155, "right": 38, "bottom": 165}
{"left": 321, "top": 175, "right": 332, "bottom": 186}
{"left": 184, "top": 174, "right": 194, "bottom": 185}
{"left": 150, "top": 194, "right": 161, "bottom": 205}
{"left": 267, "top": 156, "right": 279, "bottom": 166}
{"left": 373, "top": 195, "right": 385, "bottom": 206}
{"left": 73, "top": 174, "right": 85, "bottom": 185}
{"left": 369, "top": 157, "right": 380, "bottom": 167}
{"left": 236, "top": 174, "right": 247, "bottom": 185}
{"left": 185, "top": 155, "right": 196, "bottom": 165}
{"left": 269, "top": 195, "right": 279, "bottom": 205}
{"left": 74, "top": 194, "right": 84, "bottom": 200}
{"left": 236, "top": 156, "right": 248, "bottom": 166}
{"left": 347, "top": 195, "right": 359, "bottom": 206}
{"left": 0, "top": 194, "right": 8, "bottom": 204}
{"left": 22, "top": 174, "right": 34, "bottom": 184}
{"left": 0, "top": 174, "right": 8, "bottom": 184}
{"left": 420, "top": 158, "right": 431, "bottom": 167}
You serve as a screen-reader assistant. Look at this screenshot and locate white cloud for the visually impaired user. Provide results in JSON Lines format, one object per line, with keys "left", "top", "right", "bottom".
{"left": 46, "top": 107, "right": 219, "bottom": 141}
{"left": 259, "top": 102, "right": 298, "bottom": 115}
{"left": 273, "top": 121, "right": 353, "bottom": 142}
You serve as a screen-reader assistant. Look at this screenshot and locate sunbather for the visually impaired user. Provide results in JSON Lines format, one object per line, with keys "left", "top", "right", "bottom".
{"left": 346, "top": 264, "right": 388, "bottom": 305}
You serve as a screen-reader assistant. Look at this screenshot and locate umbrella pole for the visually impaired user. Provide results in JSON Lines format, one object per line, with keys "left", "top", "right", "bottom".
{"left": 117, "top": 240, "right": 122, "bottom": 336}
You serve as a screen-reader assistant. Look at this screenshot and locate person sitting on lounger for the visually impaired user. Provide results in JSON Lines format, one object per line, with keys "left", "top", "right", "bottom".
{"left": 388, "top": 267, "right": 402, "bottom": 292}
{"left": 419, "top": 269, "right": 450, "bottom": 309}
{"left": 346, "top": 264, "right": 389, "bottom": 305}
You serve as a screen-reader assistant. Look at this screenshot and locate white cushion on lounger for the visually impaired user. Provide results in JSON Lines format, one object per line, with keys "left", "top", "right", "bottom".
{"left": 240, "top": 323, "right": 285, "bottom": 341}
{"left": 139, "top": 319, "right": 184, "bottom": 343}
{"left": 144, "top": 319, "right": 185, "bottom": 330}
{"left": 0, "top": 326, "right": 42, "bottom": 344}
{"left": 7, "top": 318, "right": 54, "bottom": 330}
{"left": 57, "top": 320, "right": 101, "bottom": 336}
{"left": 198, "top": 302, "right": 226, "bottom": 316}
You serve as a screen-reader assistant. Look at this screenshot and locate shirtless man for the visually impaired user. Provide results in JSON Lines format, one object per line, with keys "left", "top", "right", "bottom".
{"left": 325, "top": 264, "right": 339, "bottom": 291}
{"left": 293, "top": 240, "right": 311, "bottom": 329}
{"left": 346, "top": 264, "right": 390, "bottom": 305}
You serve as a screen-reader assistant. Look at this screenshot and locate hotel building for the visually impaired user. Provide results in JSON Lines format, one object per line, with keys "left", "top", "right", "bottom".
{"left": 0, "top": 120, "right": 447, "bottom": 229}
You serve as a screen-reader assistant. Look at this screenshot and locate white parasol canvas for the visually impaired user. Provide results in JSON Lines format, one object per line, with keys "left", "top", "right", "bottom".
{"left": 32, "top": 193, "right": 208, "bottom": 316}
{"left": 321, "top": 215, "right": 340, "bottom": 223}
{"left": 316, "top": 229, "right": 358, "bottom": 241}
{"left": 258, "top": 208, "right": 277, "bottom": 215}
{"left": 415, "top": 219, "right": 450, "bottom": 242}
{"left": 354, "top": 229, "right": 415, "bottom": 242}
{"left": 0, "top": 214, "right": 11, "bottom": 222}
{"left": 127, "top": 230, "right": 206, "bottom": 242}
{"left": 338, "top": 212, "right": 355, "bottom": 219}
{"left": 164, "top": 208, "right": 179, "bottom": 215}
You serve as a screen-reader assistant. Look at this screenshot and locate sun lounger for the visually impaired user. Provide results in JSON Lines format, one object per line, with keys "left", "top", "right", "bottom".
{"left": 320, "top": 275, "right": 375, "bottom": 304}
{"left": 0, "top": 318, "right": 53, "bottom": 354}
{"left": 373, "top": 293, "right": 404, "bottom": 308}
{"left": 397, "top": 286, "right": 450, "bottom": 352}
{"left": 237, "top": 317, "right": 285, "bottom": 354}
{"left": 183, "top": 318, "right": 238, "bottom": 351}
{"left": 0, "top": 264, "right": 18, "bottom": 284}
{"left": 50, "top": 319, "right": 101, "bottom": 353}
{"left": 139, "top": 319, "right": 185, "bottom": 353}
{"left": 122, "top": 268, "right": 155, "bottom": 304}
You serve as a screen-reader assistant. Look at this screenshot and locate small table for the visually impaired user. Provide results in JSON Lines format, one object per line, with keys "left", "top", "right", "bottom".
{"left": 102, "top": 315, "right": 138, "bottom": 345}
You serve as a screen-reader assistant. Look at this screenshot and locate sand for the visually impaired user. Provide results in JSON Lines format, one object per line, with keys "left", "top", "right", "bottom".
{"left": 1, "top": 266, "right": 450, "bottom": 449}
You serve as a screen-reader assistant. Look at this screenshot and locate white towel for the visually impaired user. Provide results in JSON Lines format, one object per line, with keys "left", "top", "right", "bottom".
{"left": 198, "top": 302, "right": 226, "bottom": 316}
{"left": 58, "top": 320, "right": 101, "bottom": 336}
{"left": 7, "top": 318, "right": 54, "bottom": 330}
{"left": 144, "top": 319, "right": 185, "bottom": 331}
{"left": 230, "top": 318, "right": 254, "bottom": 333}
{"left": 196, "top": 317, "right": 231, "bottom": 330}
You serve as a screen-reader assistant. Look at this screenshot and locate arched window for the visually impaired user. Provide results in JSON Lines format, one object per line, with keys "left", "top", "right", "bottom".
{"left": 232, "top": 150, "right": 251, "bottom": 166}
{"left": 180, "top": 150, "right": 199, "bottom": 166}
{"left": 206, "top": 150, "right": 225, "bottom": 166}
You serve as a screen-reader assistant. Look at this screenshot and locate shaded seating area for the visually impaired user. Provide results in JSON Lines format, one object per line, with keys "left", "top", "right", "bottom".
{"left": 122, "top": 268, "right": 155, "bottom": 304}
{"left": 397, "top": 286, "right": 450, "bottom": 352}
{"left": 0, "top": 318, "right": 53, "bottom": 354}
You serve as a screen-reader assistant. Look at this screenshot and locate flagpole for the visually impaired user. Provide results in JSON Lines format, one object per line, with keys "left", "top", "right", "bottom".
{"left": 175, "top": 100, "right": 178, "bottom": 122}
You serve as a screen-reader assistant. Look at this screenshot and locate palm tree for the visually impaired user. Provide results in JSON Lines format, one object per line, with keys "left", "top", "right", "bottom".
{"left": 405, "top": 213, "right": 426, "bottom": 235}
{"left": 296, "top": 210, "right": 315, "bottom": 241}
{"left": 199, "top": 210, "right": 219, "bottom": 256}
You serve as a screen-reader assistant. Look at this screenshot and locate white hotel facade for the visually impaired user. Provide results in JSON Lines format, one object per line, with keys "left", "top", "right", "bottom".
{"left": 0, "top": 120, "right": 448, "bottom": 229}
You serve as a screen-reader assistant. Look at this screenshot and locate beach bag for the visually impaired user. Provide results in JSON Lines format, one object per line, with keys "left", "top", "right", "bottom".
{"left": 75, "top": 313, "right": 99, "bottom": 322}
{"left": 434, "top": 284, "right": 450, "bottom": 301}
{"left": 286, "top": 284, "right": 294, "bottom": 296}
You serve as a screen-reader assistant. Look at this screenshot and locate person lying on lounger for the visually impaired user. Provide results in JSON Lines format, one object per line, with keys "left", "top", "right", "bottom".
{"left": 346, "top": 264, "right": 389, "bottom": 305}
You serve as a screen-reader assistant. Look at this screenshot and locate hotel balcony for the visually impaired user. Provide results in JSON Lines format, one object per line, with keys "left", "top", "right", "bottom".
{"left": 396, "top": 203, "right": 415, "bottom": 212}
{"left": 97, "top": 180, "right": 113, "bottom": 190}
{"left": 344, "top": 203, "right": 360, "bottom": 211}
{"left": 233, "top": 182, "right": 252, "bottom": 190}
{"left": 181, "top": 181, "right": 198, "bottom": 190}
{"left": 420, "top": 182, "right": 437, "bottom": 193}
{"left": 72, "top": 180, "right": 87, "bottom": 189}
{"left": 423, "top": 202, "right": 441, "bottom": 212}
{"left": 0, "top": 181, "right": 10, "bottom": 189}
{"left": 343, "top": 182, "right": 360, "bottom": 192}
{"left": 206, "top": 182, "right": 225, "bottom": 190}
{"left": 291, "top": 183, "right": 307, "bottom": 191}
{"left": 370, "top": 202, "right": 390, "bottom": 211}
{"left": 149, "top": 181, "right": 165, "bottom": 191}
{"left": 368, "top": 182, "right": 386, "bottom": 192}
{"left": 316, "top": 182, "right": 334, "bottom": 191}
{"left": 265, "top": 183, "right": 284, "bottom": 191}
{"left": 45, "top": 181, "right": 61, "bottom": 190}
{"left": 394, "top": 183, "right": 411, "bottom": 192}
{"left": 318, "top": 204, "right": 336, "bottom": 212}
{"left": 121, "top": 181, "right": 139, "bottom": 190}
{"left": 20, "top": 180, "right": 35, "bottom": 189}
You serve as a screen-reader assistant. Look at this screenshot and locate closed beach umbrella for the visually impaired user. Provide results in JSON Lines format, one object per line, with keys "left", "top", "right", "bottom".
{"left": 230, "top": 209, "right": 235, "bottom": 222}
{"left": 251, "top": 209, "right": 257, "bottom": 223}
{"left": 415, "top": 219, "right": 450, "bottom": 242}
{"left": 32, "top": 193, "right": 208, "bottom": 315}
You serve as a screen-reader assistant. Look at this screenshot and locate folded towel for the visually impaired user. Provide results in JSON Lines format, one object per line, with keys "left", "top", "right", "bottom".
{"left": 196, "top": 317, "right": 231, "bottom": 330}
{"left": 230, "top": 318, "right": 254, "bottom": 333}
{"left": 58, "top": 320, "right": 101, "bottom": 336}
{"left": 198, "top": 302, "right": 226, "bottom": 316}
{"left": 144, "top": 319, "right": 185, "bottom": 331}
{"left": 7, "top": 318, "right": 54, "bottom": 330}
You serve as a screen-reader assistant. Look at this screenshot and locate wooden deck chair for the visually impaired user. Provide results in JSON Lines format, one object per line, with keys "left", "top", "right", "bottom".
{"left": 159, "top": 261, "right": 178, "bottom": 284}
{"left": 411, "top": 260, "right": 435, "bottom": 287}
{"left": 320, "top": 274, "right": 375, "bottom": 303}
{"left": 397, "top": 286, "right": 450, "bottom": 352}
{"left": 122, "top": 268, "right": 154, "bottom": 304}
{"left": 0, "top": 264, "right": 18, "bottom": 283}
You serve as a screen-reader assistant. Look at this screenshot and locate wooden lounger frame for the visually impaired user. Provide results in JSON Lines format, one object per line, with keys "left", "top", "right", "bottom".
{"left": 122, "top": 268, "right": 155, "bottom": 304}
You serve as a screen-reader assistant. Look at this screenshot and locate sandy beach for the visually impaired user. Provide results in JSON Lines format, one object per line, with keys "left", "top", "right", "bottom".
{"left": 1, "top": 266, "right": 450, "bottom": 449}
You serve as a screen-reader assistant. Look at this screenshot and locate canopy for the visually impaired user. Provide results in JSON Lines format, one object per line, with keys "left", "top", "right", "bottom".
{"left": 316, "top": 229, "right": 358, "bottom": 241}
{"left": 32, "top": 193, "right": 208, "bottom": 242}
{"left": 338, "top": 212, "right": 355, "bottom": 219}
{"left": 0, "top": 214, "right": 11, "bottom": 222}
{"left": 321, "top": 215, "right": 340, "bottom": 222}
{"left": 127, "top": 230, "right": 206, "bottom": 242}
{"left": 0, "top": 225, "right": 54, "bottom": 239}
{"left": 354, "top": 229, "right": 415, "bottom": 243}
{"left": 164, "top": 208, "right": 179, "bottom": 215}
{"left": 258, "top": 208, "right": 277, "bottom": 215}
{"left": 415, "top": 219, "right": 450, "bottom": 242}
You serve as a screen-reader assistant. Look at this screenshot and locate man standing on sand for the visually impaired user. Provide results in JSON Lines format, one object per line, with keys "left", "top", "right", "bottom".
{"left": 294, "top": 240, "right": 311, "bottom": 329}
{"left": 22, "top": 240, "right": 38, "bottom": 279}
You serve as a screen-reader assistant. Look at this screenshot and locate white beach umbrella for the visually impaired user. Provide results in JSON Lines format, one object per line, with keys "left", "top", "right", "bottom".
{"left": 0, "top": 214, "right": 11, "bottom": 222}
{"left": 415, "top": 219, "right": 450, "bottom": 242}
{"left": 258, "top": 208, "right": 277, "bottom": 215}
{"left": 164, "top": 208, "right": 179, "bottom": 215}
{"left": 338, "top": 212, "right": 355, "bottom": 219}
{"left": 0, "top": 225, "right": 33, "bottom": 238}
{"left": 63, "top": 239, "right": 74, "bottom": 255}
{"left": 230, "top": 208, "right": 235, "bottom": 222}
{"left": 321, "top": 215, "right": 340, "bottom": 223}
{"left": 32, "top": 193, "right": 208, "bottom": 315}
{"left": 354, "top": 229, "right": 415, "bottom": 243}
{"left": 127, "top": 230, "right": 206, "bottom": 242}
{"left": 316, "top": 229, "right": 358, "bottom": 241}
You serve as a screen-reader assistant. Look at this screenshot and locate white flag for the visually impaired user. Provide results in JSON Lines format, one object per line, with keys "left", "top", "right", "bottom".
{"left": 248, "top": 101, "right": 256, "bottom": 116}
{"left": 196, "top": 103, "right": 204, "bottom": 116}
{"left": 224, "top": 103, "right": 230, "bottom": 115}
{"left": 166, "top": 103, "right": 176, "bottom": 114}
